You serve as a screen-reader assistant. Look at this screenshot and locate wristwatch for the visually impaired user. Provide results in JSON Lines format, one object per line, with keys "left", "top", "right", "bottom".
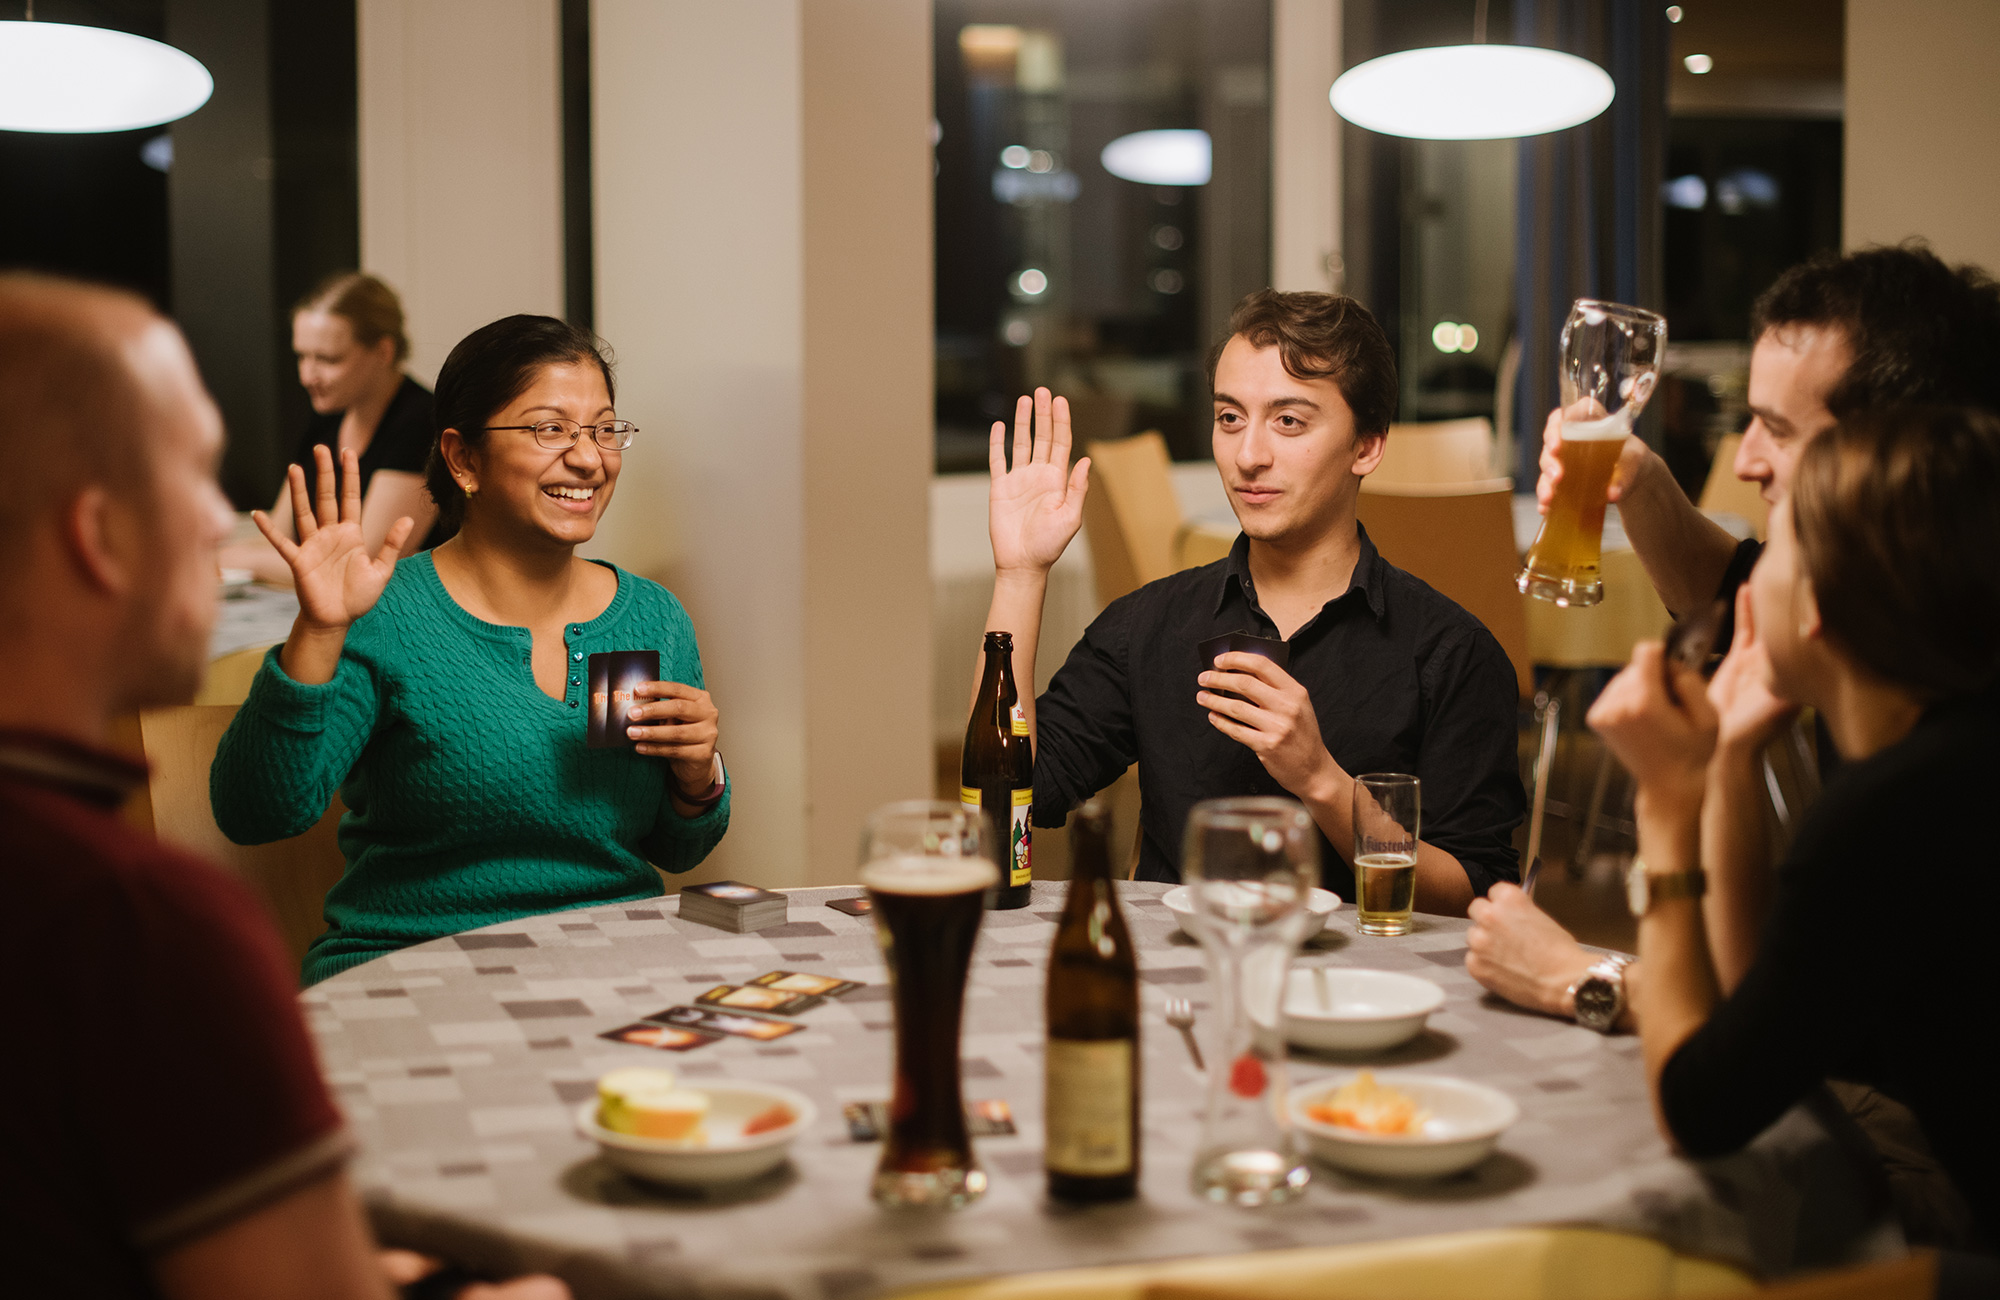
{"left": 1625, "top": 856, "right": 1707, "bottom": 917}
{"left": 672, "top": 753, "right": 727, "bottom": 812}
{"left": 1567, "top": 954, "right": 1632, "bottom": 1033}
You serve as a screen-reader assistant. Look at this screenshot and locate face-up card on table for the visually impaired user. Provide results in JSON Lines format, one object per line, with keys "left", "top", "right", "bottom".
{"left": 644, "top": 1004, "right": 803, "bottom": 1042}
{"left": 749, "top": 970, "right": 862, "bottom": 999}
{"left": 692, "top": 984, "right": 824, "bottom": 1016}
{"left": 587, "top": 650, "right": 660, "bottom": 749}
{"left": 1197, "top": 632, "right": 1291, "bottom": 700}
{"left": 825, "top": 896, "right": 873, "bottom": 917}
{"left": 599, "top": 1021, "right": 721, "bottom": 1052}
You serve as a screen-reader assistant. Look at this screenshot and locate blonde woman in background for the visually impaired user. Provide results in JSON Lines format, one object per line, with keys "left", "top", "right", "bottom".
{"left": 221, "top": 273, "right": 441, "bottom": 585}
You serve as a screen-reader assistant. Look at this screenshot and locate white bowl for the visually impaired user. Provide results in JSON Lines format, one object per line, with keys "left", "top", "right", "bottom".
{"left": 1162, "top": 885, "right": 1341, "bottom": 942}
{"left": 575, "top": 1081, "right": 816, "bottom": 1189}
{"left": 1283, "top": 967, "right": 1446, "bottom": 1053}
{"left": 1289, "top": 1072, "right": 1518, "bottom": 1179}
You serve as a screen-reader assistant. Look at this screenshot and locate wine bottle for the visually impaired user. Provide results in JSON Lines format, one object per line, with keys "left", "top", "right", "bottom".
{"left": 963, "top": 630, "right": 1033, "bottom": 910}
{"left": 1044, "top": 800, "right": 1139, "bottom": 1201}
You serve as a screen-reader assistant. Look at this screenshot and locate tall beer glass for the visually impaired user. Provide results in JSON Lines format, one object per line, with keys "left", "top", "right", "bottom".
{"left": 1353, "top": 774, "right": 1420, "bottom": 936}
{"left": 860, "top": 800, "right": 998, "bottom": 1209}
{"left": 1517, "top": 300, "right": 1668, "bottom": 607}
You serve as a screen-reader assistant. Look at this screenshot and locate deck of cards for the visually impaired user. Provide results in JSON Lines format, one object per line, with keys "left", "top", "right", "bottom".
{"left": 677, "top": 880, "right": 788, "bottom": 932}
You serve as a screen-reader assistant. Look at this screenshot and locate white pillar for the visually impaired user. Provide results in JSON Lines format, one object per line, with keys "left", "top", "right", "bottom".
{"left": 358, "top": 0, "right": 566, "bottom": 385}
{"left": 1271, "top": 0, "right": 1343, "bottom": 294}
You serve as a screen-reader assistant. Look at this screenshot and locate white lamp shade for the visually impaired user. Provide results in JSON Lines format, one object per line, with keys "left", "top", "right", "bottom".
{"left": 0, "top": 20, "right": 213, "bottom": 133}
{"left": 1100, "top": 129, "right": 1211, "bottom": 186}
{"left": 1330, "top": 45, "right": 1613, "bottom": 140}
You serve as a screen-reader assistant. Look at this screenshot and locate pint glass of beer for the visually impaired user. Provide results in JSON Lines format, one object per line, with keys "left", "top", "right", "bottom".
{"left": 1353, "top": 774, "right": 1420, "bottom": 936}
{"left": 860, "top": 800, "right": 999, "bottom": 1209}
{"left": 1517, "top": 300, "right": 1667, "bottom": 607}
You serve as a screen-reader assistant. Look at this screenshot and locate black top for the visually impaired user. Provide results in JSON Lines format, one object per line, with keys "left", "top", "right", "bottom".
{"left": 1709, "top": 536, "right": 1765, "bottom": 652}
{"left": 1659, "top": 692, "right": 2000, "bottom": 1246}
{"left": 1031, "top": 527, "right": 1526, "bottom": 893}
{"left": 292, "top": 376, "right": 440, "bottom": 549}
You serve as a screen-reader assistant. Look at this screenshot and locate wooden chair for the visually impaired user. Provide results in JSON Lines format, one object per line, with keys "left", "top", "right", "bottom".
{"left": 1079, "top": 431, "right": 1182, "bottom": 607}
{"left": 1698, "top": 432, "right": 1770, "bottom": 540}
{"left": 1373, "top": 417, "right": 1497, "bottom": 488}
{"left": 134, "top": 704, "right": 347, "bottom": 969}
{"left": 892, "top": 1226, "right": 1754, "bottom": 1300}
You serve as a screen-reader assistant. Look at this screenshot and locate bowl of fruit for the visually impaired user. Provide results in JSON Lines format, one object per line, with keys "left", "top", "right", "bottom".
{"left": 1288, "top": 1069, "right": 1517, "bottom": 1179}
{"left": 577, "top": 1068, "right": 816, "bottom": 1189}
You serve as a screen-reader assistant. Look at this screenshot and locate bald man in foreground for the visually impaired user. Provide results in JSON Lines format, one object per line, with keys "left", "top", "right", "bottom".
{"left": 0, "top": 275, "right": 564, "bottom": 1299}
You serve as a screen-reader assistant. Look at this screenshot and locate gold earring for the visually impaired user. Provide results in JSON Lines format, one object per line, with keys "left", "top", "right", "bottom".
{"left": 462, "top": 480, "right": 474, "bottom": 497}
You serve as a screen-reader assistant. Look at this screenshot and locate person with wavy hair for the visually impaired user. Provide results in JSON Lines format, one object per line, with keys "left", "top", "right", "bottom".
{"left": 212, "top": 315, "right": 729, "bottom": 984}
{"left": 1588, "top": 405, "right": 2000, "bottom": 1262}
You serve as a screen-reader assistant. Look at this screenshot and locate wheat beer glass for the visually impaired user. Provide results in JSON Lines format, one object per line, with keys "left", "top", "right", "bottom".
{"left": 1183, "top": 797, "right": 1317, "bottom": 1206}
{"left": 1517, "top": 300, "right": 1668, "bottom": 606}
{"left": 860, "top": 801, "right": 999, "bottom": 1208}
{"left": 1353, "top": 774, "right": 1420, "bottom": 936}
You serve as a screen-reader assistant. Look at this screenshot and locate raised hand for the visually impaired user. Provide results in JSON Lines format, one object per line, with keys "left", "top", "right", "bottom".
{"left": 988, "top": 387, "right": 1090, "bottom": 577}
{"left": 254, "top": 444, "right": 412, "bottom": 633}
{"left": 1534, "top": 405, "right": 1650, "bottom": 516}
{"left": 1707, "top": 583, "right": 1798, "bottom": 753}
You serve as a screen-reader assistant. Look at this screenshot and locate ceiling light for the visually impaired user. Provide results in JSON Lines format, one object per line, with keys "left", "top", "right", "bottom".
{"left": 0, "top": 18, "right": 212, "bottom": 133}
{"left": 1330, "top": 45, "right": 1614, "bottom": 140}
{"left": 1684, "top": 53, "right": 1713, "bottom": 74}
{"left": 1665, "top": 6, "right": 1683, "bottom": 21}
{"left": 1100, "top": 130, "right": 1211, "bottom": 186}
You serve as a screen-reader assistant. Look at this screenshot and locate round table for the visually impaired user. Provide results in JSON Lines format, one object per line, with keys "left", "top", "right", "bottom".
{"left": 306, "top": 883, "right": 1894, "bottom": 1299}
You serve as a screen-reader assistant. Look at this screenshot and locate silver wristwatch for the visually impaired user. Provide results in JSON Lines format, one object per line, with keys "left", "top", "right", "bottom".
{"left": 1568, "top": 954, "right": 1632, "bottom": 1034}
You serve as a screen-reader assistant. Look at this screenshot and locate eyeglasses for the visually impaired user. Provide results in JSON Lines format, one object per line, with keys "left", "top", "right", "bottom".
{"left": 484, "top": 419, "right": 638, "bottom": 450}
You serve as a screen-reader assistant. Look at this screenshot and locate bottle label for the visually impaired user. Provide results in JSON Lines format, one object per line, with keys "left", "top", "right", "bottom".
{"left": 1010, "top": 702, "right": 1029, "bottom": 736}
{"left": 1045, "top": 1038, "right": 1134, "bottom": 1176}
{"left": 1010, "top": 787, "right": 1032, "bottom": 886}
{"left": 960, "top": 786, "right": 980, "bottom": 811}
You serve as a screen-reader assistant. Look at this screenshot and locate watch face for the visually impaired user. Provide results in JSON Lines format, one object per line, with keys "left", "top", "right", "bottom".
{"left": 1575, "top": 977, "right": 1620, "bottom": 1029}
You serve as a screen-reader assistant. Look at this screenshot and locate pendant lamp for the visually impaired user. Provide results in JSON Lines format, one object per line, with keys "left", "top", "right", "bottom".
{"left": 0, "top": 6, "right": 213, "bottom": 134}
{"left": 1329, "top": 0, "right": 1612, "bottom": 141}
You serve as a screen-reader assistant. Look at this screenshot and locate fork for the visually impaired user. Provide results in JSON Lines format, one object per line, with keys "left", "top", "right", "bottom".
{"left": 1163, "top": 996, "right": 1205, "bottom": 1071}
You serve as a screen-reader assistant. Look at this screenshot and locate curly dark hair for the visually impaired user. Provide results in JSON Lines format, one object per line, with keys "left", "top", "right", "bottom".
{"left": 424, "top": 315, "right": 615, "bottom": 531}
{"left": 1206, "top": 289, "right": 1399, "bottom": 435}
{"left": 1751, "top": 242, "right": 2000, "bottom": 419}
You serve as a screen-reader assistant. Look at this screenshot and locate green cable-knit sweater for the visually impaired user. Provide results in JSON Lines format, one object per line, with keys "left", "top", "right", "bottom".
{"left": 211, "top": 553, "right": 729, "bottom": 986}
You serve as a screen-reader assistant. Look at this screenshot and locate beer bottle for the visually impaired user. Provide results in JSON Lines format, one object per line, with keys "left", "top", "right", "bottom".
{"left": 1044, "top": 800, "right": 1139, "bottom": 1201}
{"left": 963, "top": 631, "right": 1034, "bottom": 910}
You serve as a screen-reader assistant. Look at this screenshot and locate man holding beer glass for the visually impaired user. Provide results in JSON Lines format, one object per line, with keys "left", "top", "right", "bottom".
{"left": 981, "top": 290, "right": 1524, "bottom": 914}
{"left": 1468, "top": 245, "right": 2000, "bottom": 1029}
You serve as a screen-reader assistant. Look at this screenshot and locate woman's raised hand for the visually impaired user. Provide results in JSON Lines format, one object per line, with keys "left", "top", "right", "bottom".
{"left": 254, "top": 444, "right": 413, "bottom": 632}
{"left": 988, "top": 387, "right": 1090, "bottom": 577}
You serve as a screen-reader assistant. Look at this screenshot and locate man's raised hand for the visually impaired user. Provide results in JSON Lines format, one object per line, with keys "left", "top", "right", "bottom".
{"left": 988, "top": 387, "right": 1089, "bottom": 577}
{"left": 253, "top": 444, "right": 412, "bottom": 633}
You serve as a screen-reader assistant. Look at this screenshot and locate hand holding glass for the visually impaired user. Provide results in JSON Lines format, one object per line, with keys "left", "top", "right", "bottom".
{"left": 1518, "top": 300, "right": 1667, "bottom": 607}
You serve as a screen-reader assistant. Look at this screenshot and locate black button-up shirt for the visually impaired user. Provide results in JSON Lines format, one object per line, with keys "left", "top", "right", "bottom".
{"left": 1032, "top": 526, "right": 1525, "bottom": 896}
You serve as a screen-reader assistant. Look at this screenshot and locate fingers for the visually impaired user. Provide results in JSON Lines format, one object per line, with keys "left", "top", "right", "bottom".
{"left": 250, "top": 508, "right": 303, "bottom": 564}
{"left": 1068, "top": 455, "right": 1091, "bottom": 504}
{"left": 374, "top": 516, "right": 414, "bottom": 569}
{"left": 1195, "top": 689, "right": 1261, "bottom": 728}
{"left": 1031, "top": 387, "right": 1054, "bottom": 464}
{"left": 631, "top": 680, "right": 706, "bottom": 701}
{"left": 1050, "top": 393, "right": 1073, "bottom": 471}
{"left": 287, "top": 463, "right": 318, "bottom": 542}
{"left": 1010, "top": 393, "right": 1032, "bottom": 472}
{"left": 1732, "top": 580, "right": 1757, "bottom": 647}
{"left": 312, "top": 444, "right": 338, "bottom": 530}
{"left": 1206, "top": 651, "right": 1291, "bottom": 690}
{"left": 989, "top": 419, "right": 1007, "bottom": 480}
{"left": 340, "top": 446, "right": 363, "bottom": 523}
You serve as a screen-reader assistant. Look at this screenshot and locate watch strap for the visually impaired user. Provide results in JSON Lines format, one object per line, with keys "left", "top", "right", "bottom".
{"left": 672, "top": 753, "right": 727, "bottom": 811}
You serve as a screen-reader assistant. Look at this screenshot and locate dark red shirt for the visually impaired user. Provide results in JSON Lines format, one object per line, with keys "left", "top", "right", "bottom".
{"left": 0, "top": 731, "right": 351, "bottom": 1296}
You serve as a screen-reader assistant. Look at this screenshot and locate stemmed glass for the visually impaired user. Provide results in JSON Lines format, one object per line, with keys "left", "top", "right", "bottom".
{"left": 1182, "top": 797, "right": 1318, "bottom": 1206}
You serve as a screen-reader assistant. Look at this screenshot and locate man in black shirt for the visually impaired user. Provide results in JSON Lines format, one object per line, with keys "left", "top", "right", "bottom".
{"left": 982, "top": 290, "right": 1523, "bottom": 911}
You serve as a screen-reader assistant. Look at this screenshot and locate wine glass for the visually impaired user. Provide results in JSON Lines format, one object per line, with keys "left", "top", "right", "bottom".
{"left": 1181, "top": 797, "right": 1318, "bottom": 1206}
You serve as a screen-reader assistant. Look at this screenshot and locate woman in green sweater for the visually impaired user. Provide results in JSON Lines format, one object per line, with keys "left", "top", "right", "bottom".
{"left": 213, "top": 315, "right": 728, "bottom": 984}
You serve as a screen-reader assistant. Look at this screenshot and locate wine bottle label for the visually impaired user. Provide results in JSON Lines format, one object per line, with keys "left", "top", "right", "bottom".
{"left": 960, "top": 786, "right": 980, "bottom": 811}
{"left": 1010, "top": 702, "right": 1029, "bottom": 736}
{"left": 1010, "top": 788, "right": 1032, "bottom": 886}
{"left": 1044, "top": 1038, "right": 1134, "bottom": 1176}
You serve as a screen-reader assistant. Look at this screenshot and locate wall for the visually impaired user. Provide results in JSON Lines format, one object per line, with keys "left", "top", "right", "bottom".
{"left": 1845, "top": 0, "right": 2000, "bottom": 272}
{"left": 357, "top": 0, "right": 565, "bottom": 384}
{"left": 1271, "top": 0, "right": 1342, "bottom": 294}
{"left": 592, "top": 0, "right": 933, "bottom": 889}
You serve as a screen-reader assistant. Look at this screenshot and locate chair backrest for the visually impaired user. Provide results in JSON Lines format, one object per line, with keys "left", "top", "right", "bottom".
{"left": 1697, "top": 432, "right": 1769, "bottom": 539}
{"left": 1522, "top": 544, "right": 1673, "bottom": 670}
{"left": 1372, "top": 418, "right": 1496, "bottom": 489}
{"left": 137, "top": 704, "right": 347, "bottom": 968}
{"left": 1353, "top": 483, "right": 1534, "bottom": 700}
{"left": 1080, "top": 431, "right": 1182, "bottom": 607}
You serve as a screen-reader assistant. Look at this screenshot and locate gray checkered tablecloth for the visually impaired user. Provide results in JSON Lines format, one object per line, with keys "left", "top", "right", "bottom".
{"left": 307, "top": 884, "right": 1898, "bottom": 1300}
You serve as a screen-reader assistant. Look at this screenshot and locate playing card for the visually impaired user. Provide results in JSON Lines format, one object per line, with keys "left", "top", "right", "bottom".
{"left": 692, "top": 984, "right": 824, "bottom": 1016}
{"left": 587, "top": 650, "right": 661, "bottom": 749}
{"left": 825, "top": 896, "right": 873, "bottom": 916}
{"left": 598, "top": 1021, "right": 721, "bottom": 1052}
{"left": 644, "top": 1004, "right": 803, "bottom": 1042}
{"left": 749, "top": 970, "right": 862, "bottom": 999}
{"left": 1197, "top": 631, "right": 1291, "bottom": 701}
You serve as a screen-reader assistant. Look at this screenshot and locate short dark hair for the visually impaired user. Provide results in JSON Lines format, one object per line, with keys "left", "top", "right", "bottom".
{"left": 1751, "top": 243, "right": 2000, "bottom": 419}
{"left": 1790, "top": 404, "right": 2000, "bottom": 699}
{"left": 425, "top": 315, "right": 616, "bottom": 530}
{"left": 1206, "top": 290, "right": 1398, "bottom": 435}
